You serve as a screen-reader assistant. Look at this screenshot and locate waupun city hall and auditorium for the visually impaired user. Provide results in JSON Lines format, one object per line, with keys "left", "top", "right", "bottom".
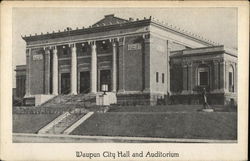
{"left": 15, "top": 14, "right": 237, "bottom": 106}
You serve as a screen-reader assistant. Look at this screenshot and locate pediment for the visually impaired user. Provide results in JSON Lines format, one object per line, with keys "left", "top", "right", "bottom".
{"left": 92, "top": 14, "right": 128, "bottom": 27}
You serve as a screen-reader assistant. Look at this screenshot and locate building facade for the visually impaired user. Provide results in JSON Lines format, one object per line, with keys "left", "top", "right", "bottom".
{"left": 19, "top": 14, "right": 237, "bottom": 105}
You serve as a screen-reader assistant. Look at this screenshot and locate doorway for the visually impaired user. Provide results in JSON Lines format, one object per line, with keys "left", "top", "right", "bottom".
{"left": 61, "top": 73, "right": 70, "bottom": 94}
{"left": 100, "top": 70, "right": 111, "bottom": 92}
{"left": 80, "top": 71, "right": 90, "bottom": 93}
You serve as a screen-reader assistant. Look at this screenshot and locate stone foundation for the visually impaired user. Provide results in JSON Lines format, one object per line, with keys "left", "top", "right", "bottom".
{"left": 117, "top": 92, "right": 237, "bottom": 106}
{"left": 171, "top": 92, "right": 237, "bottom": 105}
{"left": 24, "top": 97, "right": 35, "bottom": 106}
{"left": 117, "top": 92, "right": 166, "bottom": 106}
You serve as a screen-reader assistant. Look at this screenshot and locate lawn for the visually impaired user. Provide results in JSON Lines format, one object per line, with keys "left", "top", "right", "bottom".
{"left": 13, "top": 114, "right": 60, "bottom": 133}
{"left": 71, "top": 112, "right": 237, "bottom": 140}
{"left": 108, "top": 105, "right": 235, "bottom": 112}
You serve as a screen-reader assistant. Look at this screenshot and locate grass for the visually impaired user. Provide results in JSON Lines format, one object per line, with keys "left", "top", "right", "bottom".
{"left": 71, "top": 112, "right": 237, "bottom": 140}
{"left": 108, "top": 105, "right": 236, "bottom": 112}
{"left": 13, "top": 114, "right": 60, "bottom": 133}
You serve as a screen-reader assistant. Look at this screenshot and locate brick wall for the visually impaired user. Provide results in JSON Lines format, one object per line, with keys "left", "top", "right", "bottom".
{"left": 30, "top": 48, "right": 45, "bottom": 94}
{"left": 122, "top": 35, "right": 144, "bottom": 91}
{"left": 149, "top": 35, "right": 168, "bottom": 94}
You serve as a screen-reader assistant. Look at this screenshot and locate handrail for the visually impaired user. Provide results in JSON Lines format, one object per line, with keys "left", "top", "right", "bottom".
{"left": 13, "top": 97, "right": 24, "bottom": 106}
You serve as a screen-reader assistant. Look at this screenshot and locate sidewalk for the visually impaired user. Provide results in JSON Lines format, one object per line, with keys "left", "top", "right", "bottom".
{"left": 13, "top": 133, "right": 237, "bottom": 143}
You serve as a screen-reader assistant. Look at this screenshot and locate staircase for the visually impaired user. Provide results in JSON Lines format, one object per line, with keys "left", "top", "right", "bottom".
{"left": 39, "top": 112, "right": 85, "bottom": 134}
{"left": 40, "top": 93, "right": 96, "bottom": 108}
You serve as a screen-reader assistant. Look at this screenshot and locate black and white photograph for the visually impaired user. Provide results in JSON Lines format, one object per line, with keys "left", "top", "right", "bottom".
{"left": 12, "top": 7, "right": 238, "bottom": 143}
{"left": 1, "top": 1, "right": 248, "bottom": 161}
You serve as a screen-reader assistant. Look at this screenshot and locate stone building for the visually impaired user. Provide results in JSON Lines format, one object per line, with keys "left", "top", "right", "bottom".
{"left": 170, "top": 46, "right": 237, "bottom": 105}
{"left": 18, "top": 14, "right": 237, "bottom": 105}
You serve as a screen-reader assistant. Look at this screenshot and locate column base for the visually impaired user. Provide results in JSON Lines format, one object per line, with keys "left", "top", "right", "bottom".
{"left": 70, "top": 92, "right": 78, "bottom": 95}
{"left": 117, "top": 89, "right": 125, "bottom": 94}
{"left": 52, "top": 92, "right": 58, "bottom": 95}
{"left": 143, "top": 88, "right": 150, "bottom": 93}
{"left": 24, "top": 94, "right": 31, "bottom": 98}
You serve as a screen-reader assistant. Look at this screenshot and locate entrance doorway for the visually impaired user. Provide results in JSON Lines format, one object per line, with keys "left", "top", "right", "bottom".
{"left": 61, "top": 73, "right": 70, "bottom": 94}
{"left": 100, "top": 70, "right": 111, "bottom": 92}
{"left": 80, "top": 71, "right": 90, "bottom": 93}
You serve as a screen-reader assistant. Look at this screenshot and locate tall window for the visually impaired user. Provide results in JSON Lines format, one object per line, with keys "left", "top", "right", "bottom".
{"left": 156, "top": 72, "right": 159, "bottom": 83}
{"left": 198, "top": 66, "right": 209, "bottom": 86}
{"left": 162, "top": 73, "right": 164, "bottom": 83}
{"left": 228, "top": 65, "right": 234, "bottom": 92}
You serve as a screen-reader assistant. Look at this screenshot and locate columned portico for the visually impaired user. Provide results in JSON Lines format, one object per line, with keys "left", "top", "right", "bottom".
{"left": 52, "top": 46, "right": 58, "bottom": 95}
{"left": 90, "top": 41, "right": 97, "bottom": 93}
{"left": 70, "top": 43, "right": 77, "bottom": 95}
{"left": 112, "top": 40, "right": 117, "bottom": 92}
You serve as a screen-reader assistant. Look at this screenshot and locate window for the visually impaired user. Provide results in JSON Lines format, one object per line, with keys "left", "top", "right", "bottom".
{"left": 228, "top": 65, "right": 234, "bottom": 92}
{"left": 156, "top": 72, "right": 159, "bottom": 83}
{"left": 199, "top": 72, "right": 208, "bottom": 86}
{"left": 162, "top": 73, "right": 164, "bottom": 83}
{"left": 198, "top": 66, "right": 209, "bottom": 86}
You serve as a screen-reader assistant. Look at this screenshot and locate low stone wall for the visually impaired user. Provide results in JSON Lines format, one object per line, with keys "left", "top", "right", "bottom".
{"left": 116, "top": 93, "right": 166, "bottom": 106}
{"left": 116, "top": 92, "right": 237, "bottom": 106}
{"left": 171, "top": 93, "right": 237, "bottom": 105}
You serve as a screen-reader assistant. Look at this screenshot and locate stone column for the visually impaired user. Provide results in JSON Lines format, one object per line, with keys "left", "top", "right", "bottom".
{"left": 25, "top": 48, "right": 31, "bottom": 97}
{"left": 44, "top": 47, "right": 50, "bottom": 94}
{"left": 166, "top": 40, "right": 171, "bottom": 94}
{"left": 188, "top": 63, "right": 192, "bottom": 93}
{"left": 182, "top": 64, "right": 188, "bottom": 93}
{"left": 142, "top": 34, "right": 150, "bottom": 93}
{"left": 219, "top": 60, "right": 225, "bottom": 92}
{"left": 118, "top": 37, "right": 125, "bottom": 93}
{"left": 70, "top": 44, "right": 77, "bottom": 95}
{"left": 52, "top": 46, "right": 58, "bottom": 95}
{"left": 235, "top": 63, "right": 237, "bottom": 93}
{"left": 224, "top": 61, "right": 228, "bottom": 92}
{"left": 90, "top": 41, "right": 97, "bottom": 93}
{"left": 213, "top": 60, "right": 219, "bottom": 90}
{"left": 112, "top": 41, "right": 117, "bottom": 92}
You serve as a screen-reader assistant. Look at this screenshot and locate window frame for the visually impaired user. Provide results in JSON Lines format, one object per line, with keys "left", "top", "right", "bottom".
{"left": 156, "top": 72, "right": 159, "bottom": 83}
{"left": 162, "top": 73, "right": 164, "bottom": 83}
{"left": 197, "top": 66, "right": 210, "bottom": 86}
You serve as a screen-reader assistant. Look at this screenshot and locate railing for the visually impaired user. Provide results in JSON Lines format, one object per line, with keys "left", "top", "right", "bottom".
{"left": 13, "top": 97, "right": 24, "bottom": 106}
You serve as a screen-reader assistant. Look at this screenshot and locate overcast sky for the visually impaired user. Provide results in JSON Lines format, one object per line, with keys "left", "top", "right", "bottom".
{"left": 12, "top": 7, "right": 237, "bottom": 87}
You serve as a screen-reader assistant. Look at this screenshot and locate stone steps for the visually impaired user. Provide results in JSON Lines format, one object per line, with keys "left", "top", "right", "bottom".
{"left": 41, "top": 94, "right": 96, "bottom": 109}
{"left": 45, "top": 113, "right": 85, "bottom": 134}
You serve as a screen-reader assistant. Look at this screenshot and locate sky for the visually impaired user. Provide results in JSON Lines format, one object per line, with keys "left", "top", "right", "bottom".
{"left": 12, "top": 7, "right": 237, "bottom": 87}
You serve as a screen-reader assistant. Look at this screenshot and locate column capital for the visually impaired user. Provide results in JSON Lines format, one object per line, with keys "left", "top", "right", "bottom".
{"left": 142, "top": 33, "right": 150, "bottom": 39}
{"left": 53, "top": 47, "right": 58, "bottom": 53}
{"left": 219, "top": 58, "right": 224, "bottom": 62}
{"left": 118, "top": 37, "right": 125, "bottom": 46}
{"left": 26, "top": 48, "right": 31, "bottom": 56}
{"left": 52, "top": 46, "right": 57, "bottom": 50}
{"left": 112, "top": 41, "right": 117, "bottom": 47}
{"left": 88, "top": 40, "right": 96, "bottom": 46}
{"left": 44, "top": 47, "right": 51, "bottom": 55}
{"left": 143, "top": 34, "right": 151, "bottom": 43}
{"left": 69, "top": 43, "right": 76, "bottom": 48}
{"left": 213, "top": 59, "right": 219, "bottom": 64}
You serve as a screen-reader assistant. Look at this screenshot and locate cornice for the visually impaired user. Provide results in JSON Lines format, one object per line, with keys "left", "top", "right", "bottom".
{"left": 22, "top": 19, "right": 151, "bottom": 42}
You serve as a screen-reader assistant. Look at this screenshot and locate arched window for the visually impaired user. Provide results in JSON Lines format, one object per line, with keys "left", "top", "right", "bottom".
{"left": 198, "top": 65, "right": 209, "bottom": 87}
{"left": 228, "top": 65, "right": 234, "bottom": 92}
